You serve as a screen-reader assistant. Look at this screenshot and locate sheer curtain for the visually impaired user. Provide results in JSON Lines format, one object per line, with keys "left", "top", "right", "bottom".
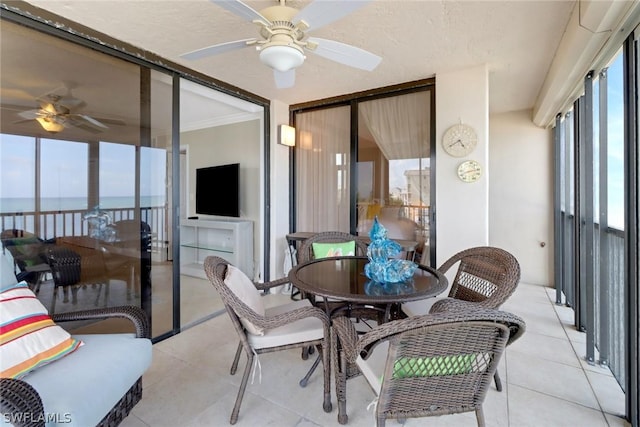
{"left": 359, "top": 91, "right": 430, "bottom": 160}
{"left": 295, "top": 105, "right": 350, "bottom": 232}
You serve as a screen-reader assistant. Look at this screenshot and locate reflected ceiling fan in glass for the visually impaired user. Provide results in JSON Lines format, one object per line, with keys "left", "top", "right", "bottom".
{"left": 13, "top": 83, "right": 126, "bottom": 133}
{"left": 180, "top": 0, "right": 382, "bottom": 89}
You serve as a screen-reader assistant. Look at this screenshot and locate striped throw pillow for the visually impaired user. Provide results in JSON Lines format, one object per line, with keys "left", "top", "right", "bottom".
{"left": 0, "top": 281, "right": 83, "bottom": 379}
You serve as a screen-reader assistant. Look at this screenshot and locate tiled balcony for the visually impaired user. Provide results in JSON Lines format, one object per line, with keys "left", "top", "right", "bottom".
{"left": 120, "top": 282, "right": 629, "bottom": 427}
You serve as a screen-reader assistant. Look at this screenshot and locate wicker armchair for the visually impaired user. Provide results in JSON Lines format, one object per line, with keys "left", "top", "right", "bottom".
{"left": 0, "top": 305, "right": 150, "bottom": 427}
{"left": 297, "top": 231, "right": 375, "bottom": 317}
{"left": 403, "top": 246, "right": 521, "bottom": 317}
{"left": 297, "top": 231, "right": 368, "bottom": 264}
{"left": 331, "top": 308, "right": 525, "bottom": 426}
{"left": 203, "top": 256, "right": 332, "bottom": 425}
{"left": 403, "top": 246, "right": 521, "bottom": 392}
{"left": 45, "top": 245, "right": 112, "bottom": 313}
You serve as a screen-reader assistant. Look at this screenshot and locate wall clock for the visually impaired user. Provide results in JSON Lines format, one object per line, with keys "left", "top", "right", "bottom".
{"left": 442, "top": 123, "right": 477, "bottom": 157}
{"left": 457, "top": 160, "right": 482, "bottom": 183}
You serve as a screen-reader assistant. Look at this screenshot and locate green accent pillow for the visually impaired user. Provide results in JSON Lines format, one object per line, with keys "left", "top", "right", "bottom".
{"left": 393, "top": 354, "right": 476, "bottom": 378}
{"left": 312, "top": 241, "right": 356, "bottom": 258}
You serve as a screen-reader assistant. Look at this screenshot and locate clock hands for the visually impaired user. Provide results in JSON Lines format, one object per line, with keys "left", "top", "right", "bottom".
{"left": 449, "top": 138, "right": 466, "bottom": 149}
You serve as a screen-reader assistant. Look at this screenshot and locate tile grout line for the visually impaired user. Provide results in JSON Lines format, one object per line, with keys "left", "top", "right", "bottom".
{"left": 543, "top": 287, "right": 611, "bottom": 424}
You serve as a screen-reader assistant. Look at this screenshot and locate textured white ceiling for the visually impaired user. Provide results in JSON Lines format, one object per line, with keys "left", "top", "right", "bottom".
{"left": 23, "top": 0, "right": 576, "bottom": 114}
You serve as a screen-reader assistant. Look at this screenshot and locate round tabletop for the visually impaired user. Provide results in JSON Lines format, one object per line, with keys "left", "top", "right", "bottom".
{"left": 288, "top": 256, "right": 448, "bottom": 305}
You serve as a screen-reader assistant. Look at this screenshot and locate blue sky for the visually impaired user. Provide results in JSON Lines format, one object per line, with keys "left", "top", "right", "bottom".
{"left": 0, "top": 136, "right": 166, "bottom": 200}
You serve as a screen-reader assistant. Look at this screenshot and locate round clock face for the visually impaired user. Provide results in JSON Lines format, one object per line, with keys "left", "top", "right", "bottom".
{"left": 457, "top": 160, "right": 482, "bottom": 183}
{"left": 442, "top": 124, "right": 477, "bottom": 157}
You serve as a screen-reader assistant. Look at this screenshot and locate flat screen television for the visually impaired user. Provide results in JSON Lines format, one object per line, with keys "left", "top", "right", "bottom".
{"left": 195, "top": 163, "right": 240, "bottom": 217}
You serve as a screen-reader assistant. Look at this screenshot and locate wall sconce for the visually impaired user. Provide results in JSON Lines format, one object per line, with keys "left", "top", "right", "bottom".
{"left": 36, "top": 117, "right": 64, "bottom": 133}
{"left": 278, "top": 124, "right": 296, "bottom": 147}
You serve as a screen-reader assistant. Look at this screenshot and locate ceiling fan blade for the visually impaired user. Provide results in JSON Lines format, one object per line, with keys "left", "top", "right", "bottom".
{"left": 13, "top": 119, "right": 36, "bottom": 125}
{"left": 210, "top": 0, "right": 270, "bottom": 25}
{"left": 181, "top": 38, "right": 255, "bottom": 60}
{"left": 294, "top": 0, "right": 371, "bottom": 31}
{"left": 17, "top": 109, "right": 42, "bottom": 120}
{"left": 91, "top": 117, "right": 126, "bottom": 126}
{"left": 274, "top": 69, "right": 295, "bottom": 89}
{"left": 307, "top": 37, "right": 381, "bottom": 71}
{"left": 67, "top": 114, "right": 109, "bottom": 132}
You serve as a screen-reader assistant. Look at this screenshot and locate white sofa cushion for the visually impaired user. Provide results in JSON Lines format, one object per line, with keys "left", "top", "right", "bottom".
{"left": 247, "top": 299, "right": 324, "bottom": 349}
{"left": 0, "top": 250, "right": 18, "bottom": 290}
{"left": 21, "top": 333, "right": 152, "bottom": 427}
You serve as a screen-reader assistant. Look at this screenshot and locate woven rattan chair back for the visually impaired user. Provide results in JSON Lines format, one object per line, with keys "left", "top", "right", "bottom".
{"left": 439, "top": 246, "right": 520, "bottom": 308}
{"left": 297, "top": 231, "right": 367, "bottom": 264}
{"left": 331, "top": 308, "right": 525, "bottom": 426}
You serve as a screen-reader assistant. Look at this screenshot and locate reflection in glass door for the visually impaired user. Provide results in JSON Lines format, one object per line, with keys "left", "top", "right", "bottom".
{"left": 357, "top": 91, "right": 432, "bottom": 264}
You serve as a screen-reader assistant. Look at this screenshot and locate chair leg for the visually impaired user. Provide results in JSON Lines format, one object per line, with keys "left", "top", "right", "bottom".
{"left": 230, "top": 351, "right": 253, "bottom": 425}
{"left": 230, "top": 342, "right": 242, "bottom": 375}
{"left": 475, "top": 407, "right": 486, "bottom": 427}
{"left": 336, "top": 346, "right": 348, "bottom": 424}
{"left": 494, "top": 371, "right": 503, "bottom": 392}
{"left": 50, "top": 285, "right": 59, "bottom": 314}
{"left": 299, "top": 353, "right": 321, "bottom": 387}
{"left": 321, "top": 343, "right": 332, "bottom": 413}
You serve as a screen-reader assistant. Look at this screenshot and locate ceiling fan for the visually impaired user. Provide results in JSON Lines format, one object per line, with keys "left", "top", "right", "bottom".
{"left": 180, "top": 0, "right": 382, "bottom": 88}
{"left": 14, "top": 84, "right": 125, "bottom": 133}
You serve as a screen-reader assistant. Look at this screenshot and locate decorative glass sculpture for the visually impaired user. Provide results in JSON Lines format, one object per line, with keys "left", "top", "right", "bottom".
{"left": 83, "top": 206, "right": 116, "bottom": 242}
{"left": 364, "top": 216, "right": 418, "bottom": 284}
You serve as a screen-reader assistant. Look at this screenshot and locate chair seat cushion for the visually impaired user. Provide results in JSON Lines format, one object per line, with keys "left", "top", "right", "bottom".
{"left": 21, "top": 333, "right": 152, "bottom": 427}
{"left": 356, "top": 340, "right": 389, "bottom": 395}
{"left": 401, "top": 296, "right": 441, "bottom": 317}
{"left": 248, "top": 299, "right": 325, "bottom": 349}
{"left": 224, "top": 265, "right": 265, "bottom": 336}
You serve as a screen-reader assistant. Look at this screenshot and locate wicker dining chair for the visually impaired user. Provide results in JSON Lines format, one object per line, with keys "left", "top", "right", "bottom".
{"left": 45, "top": 246, "right": 113, "bottom": 313}
{"left": 297, "top": 231, "right": 389, "bottom": 324}
{"left": 402, "top": 246, "right": 521, "bottom": 392}
{"left": 203, "top": 256, "right": 332, "bottom": 425}
{"left": 403, "top": 246, "right": 521, "bottom": 316}
{"left": 297, "top": 231, "right": 368, "bottom": 264}
{"left": 331, "top": 307, "right": 526, "bottom": 426}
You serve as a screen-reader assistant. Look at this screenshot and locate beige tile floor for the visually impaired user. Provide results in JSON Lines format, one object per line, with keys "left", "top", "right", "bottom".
{"left": 120, "top": 282, "right": 630, "bottom": 427}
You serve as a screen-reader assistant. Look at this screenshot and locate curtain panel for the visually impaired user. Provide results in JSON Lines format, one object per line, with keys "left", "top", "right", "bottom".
{"left": 295, "top": 105, "right": 351, "bottom": 232}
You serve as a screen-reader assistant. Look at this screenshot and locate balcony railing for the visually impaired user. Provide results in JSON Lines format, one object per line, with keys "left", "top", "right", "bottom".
{"left": 559, "top": 212, "right": 625, "bottom": 391}
{"left": 0, "top": 206, "right": 168, "bottom": 254}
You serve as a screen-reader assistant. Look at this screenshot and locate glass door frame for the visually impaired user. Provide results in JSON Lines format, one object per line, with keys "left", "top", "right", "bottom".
{"left": 290, "top": 80, "right": 437, "bottom": 266}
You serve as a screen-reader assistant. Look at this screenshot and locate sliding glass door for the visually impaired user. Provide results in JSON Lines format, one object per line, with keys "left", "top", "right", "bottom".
{"left": 292, "top": 83, "right": 435, "bottom": 265}
{"left": 0, "top": 15, "right": 268, "bottom": 340}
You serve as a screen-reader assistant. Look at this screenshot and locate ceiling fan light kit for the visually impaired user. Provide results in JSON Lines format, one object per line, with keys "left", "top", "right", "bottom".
{"left": 181, "top": 0, "right": 381, "bottom": 88}
{"left": 259, "top": 44, "right": 305, "bottom": 72}
{"left": 36, "top": 117, "right": 64, "bottom": 133}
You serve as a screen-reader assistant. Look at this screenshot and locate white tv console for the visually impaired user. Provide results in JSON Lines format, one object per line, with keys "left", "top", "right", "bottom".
{"left": 180, "top": 218, "right": 253, "bottom": 279}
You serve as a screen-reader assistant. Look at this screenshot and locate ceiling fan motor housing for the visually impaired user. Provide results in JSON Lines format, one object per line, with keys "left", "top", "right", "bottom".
{"left": 256, "top": 4, "right": 307, "bottom": 72}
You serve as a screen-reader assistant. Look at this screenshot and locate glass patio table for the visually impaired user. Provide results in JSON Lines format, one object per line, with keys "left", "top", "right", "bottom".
{"left": 288, "top": 256, "right": 448, "bottom": 322}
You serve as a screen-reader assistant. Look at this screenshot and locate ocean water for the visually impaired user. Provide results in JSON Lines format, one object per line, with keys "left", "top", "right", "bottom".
{"left": 0, "top": 196, "right": 165, "bottom": 214}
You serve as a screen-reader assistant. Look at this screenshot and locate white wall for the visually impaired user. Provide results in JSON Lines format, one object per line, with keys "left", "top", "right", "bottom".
{"left": 489, "top": 109, "right": 553, "bottom": 285}
{"left": 270, "top": 100, "right": 292, "bottom": 281}
{"left": 435, "top": 65, "right": 490, "bottom": 265}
